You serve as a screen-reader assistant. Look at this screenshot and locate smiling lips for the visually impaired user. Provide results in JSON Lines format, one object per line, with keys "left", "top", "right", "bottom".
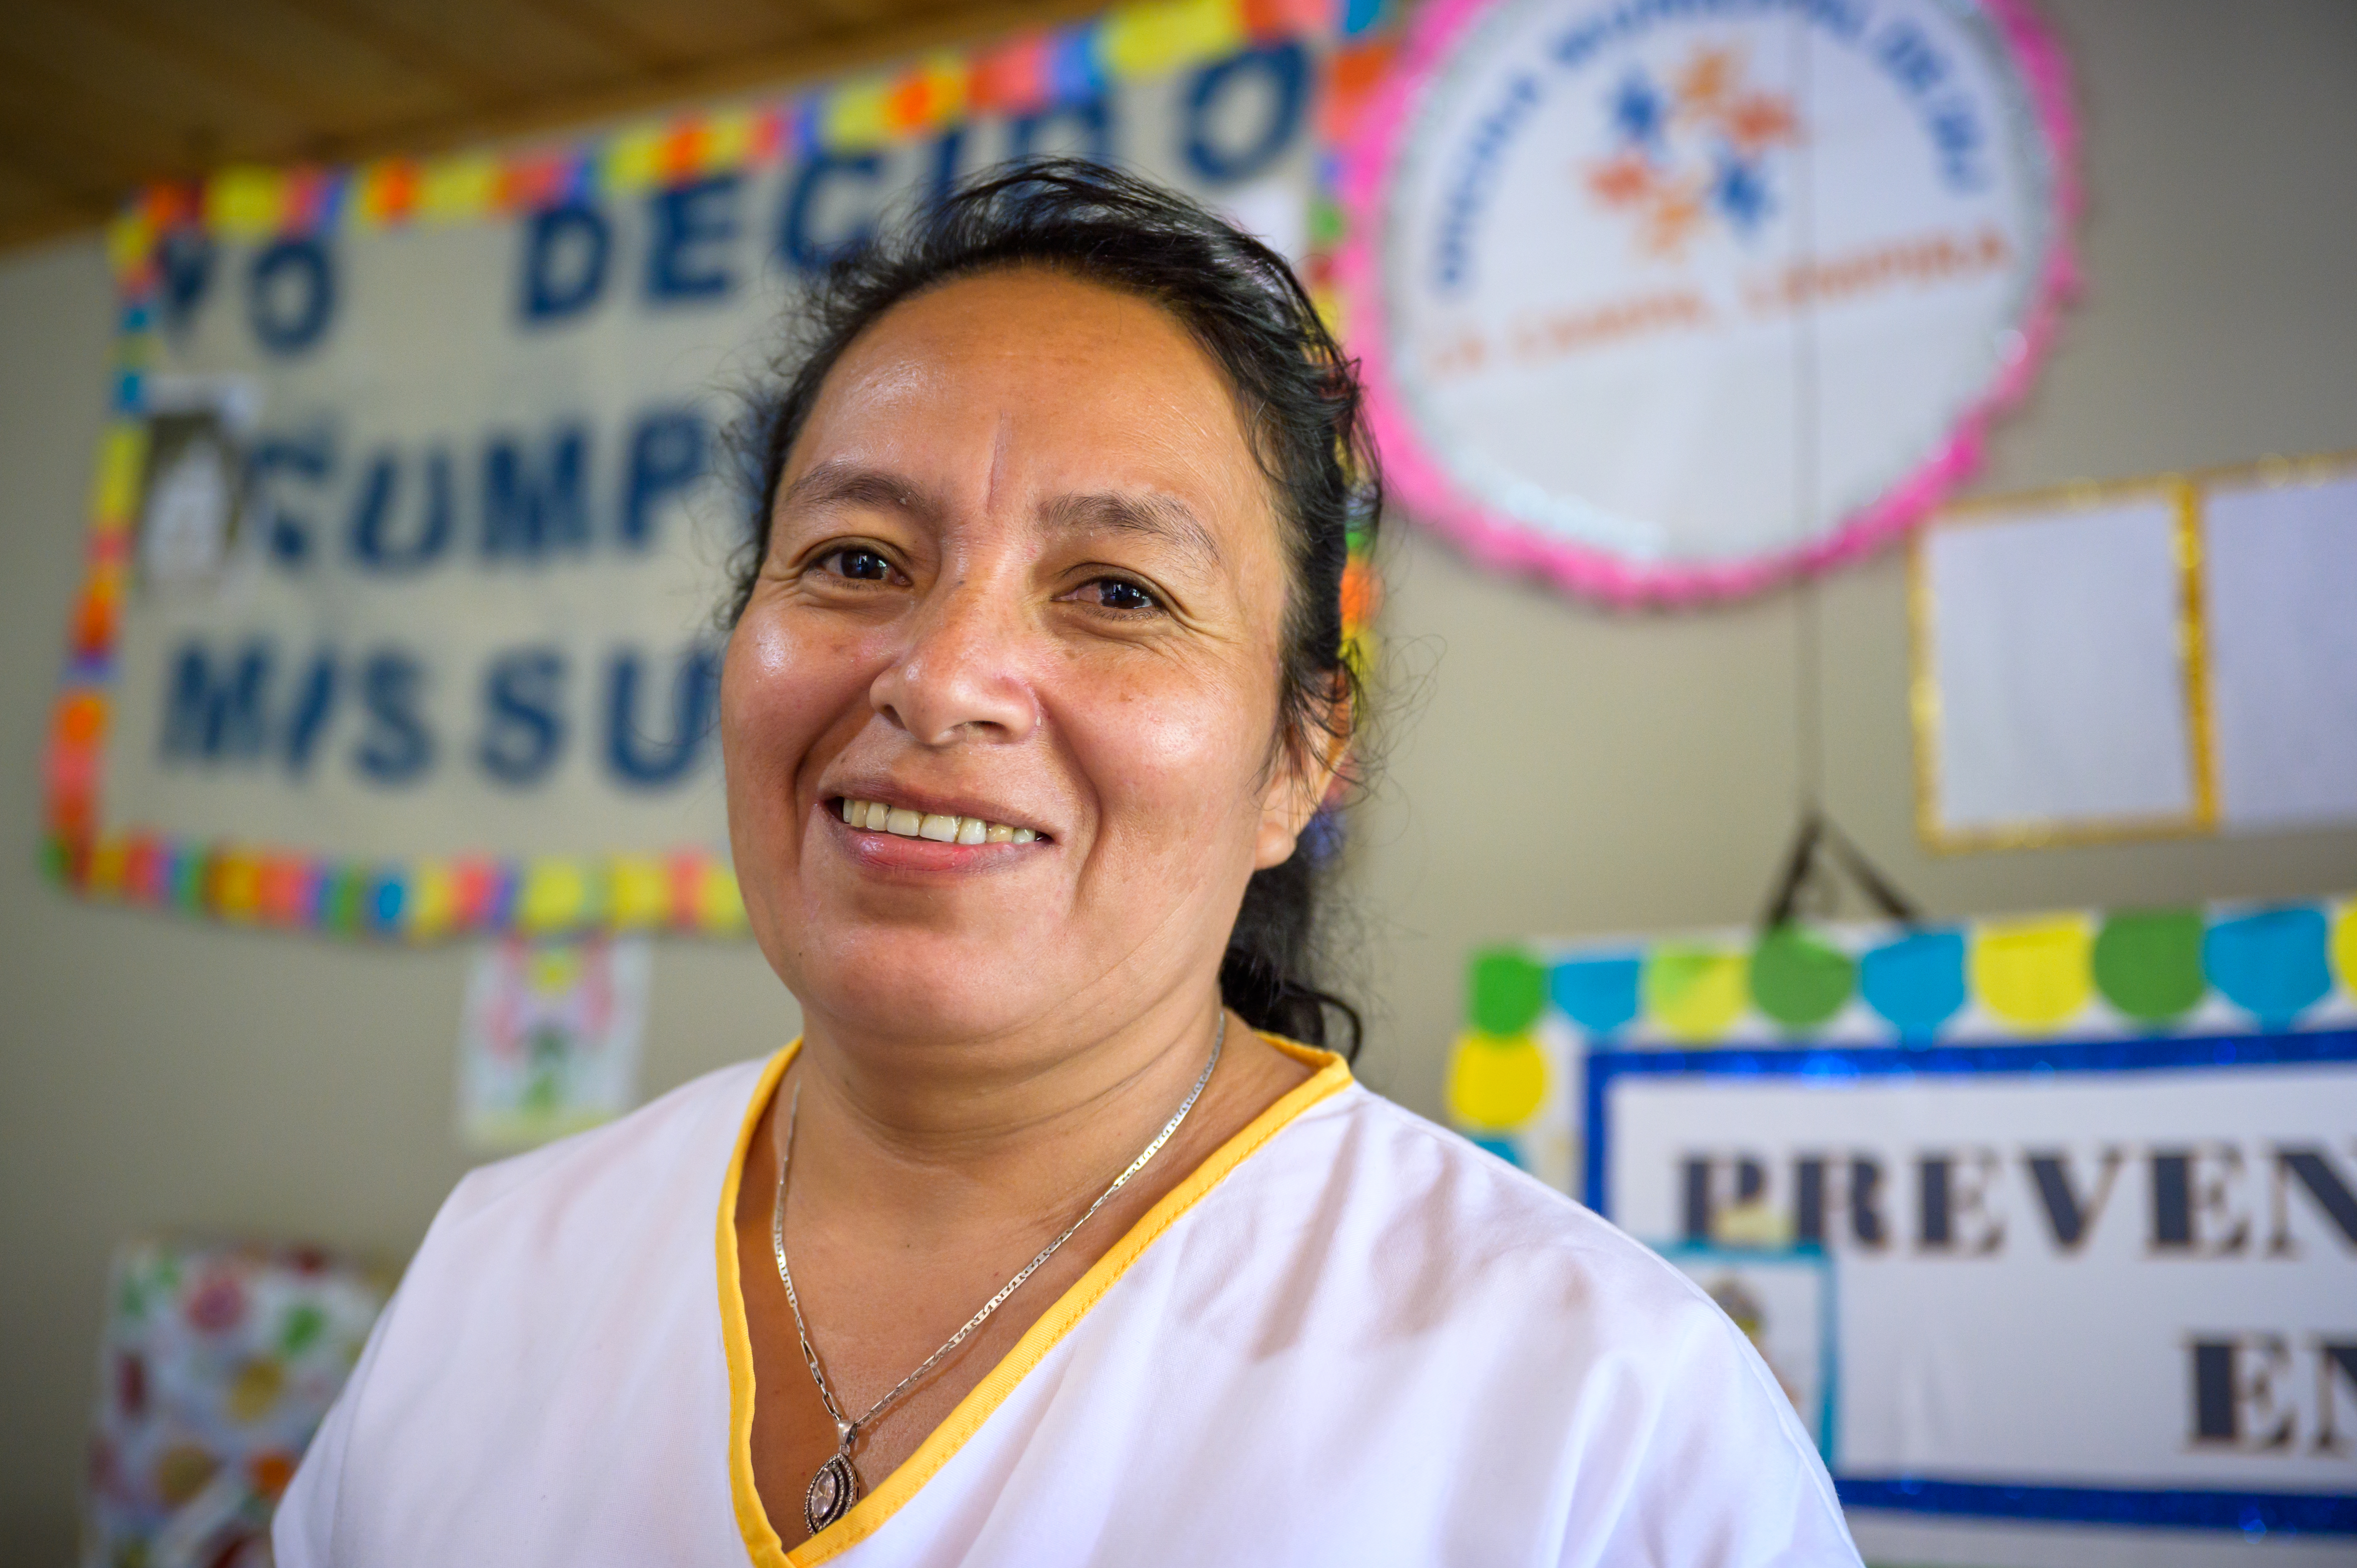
{"left": 836, "top": 798, "right": 1042, "bottom": 845}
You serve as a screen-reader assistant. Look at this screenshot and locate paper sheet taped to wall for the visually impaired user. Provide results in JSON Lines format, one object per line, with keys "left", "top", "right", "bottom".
{"left": 1915, "top": 455, "right": 2357, "bottom": 849}
{"left": 1920, "top": 493, "right": 2199, "bottom": 842}
{"left": 2205, "top": 471, "right": 2357, "bottom": 832}
{"left": 456, "top": 933, "right": 650, "bottom": 1151}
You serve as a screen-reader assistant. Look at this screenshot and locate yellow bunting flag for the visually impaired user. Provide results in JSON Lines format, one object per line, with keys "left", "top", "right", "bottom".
{"left": 518, "top": 859, "right": 598, "bottom": 934}
{"left": 90, "top": 423, "right": 149, "bottom": 532}
{"left": 86, "top": 835, "right": 131, "bottom": 897}
{"left": 106, "top": 212, "right": 155, "bottom": 281}
{"left": 1643, "top": 947, "right": 1749, "bottom": 1040}
{"left": 213, "top": 852, "right": 262, "bottom": 920}
{"left": 404, "top": 861, "right": 458, "bottom": 941}
{"left": 417, "top": 154, "right": 502, "bottom": 223}
{"left": 1102, "top": 0, "right": 1247, "bottom": 79}
{"left": 607, "top": 856, "right": 670, "bottom": 931}
{"left": 603, "top": 127, "right": 667, "bottom": 195}
{"left": 695, "top": 865, "right": 749, "bottom": 935}
{"left": 205, "top": 167, "right": 287, "bottom": 240}
{"left": 1971, "top": 915, "right": 2093, "bottom": 1027}
{"left": 824, "top": 76, "right": 895, "bottom": 150}
{"left": 1445, "top": 1030, "right": 1548, "bottom": 1131}
{"left": 701, "top": 111, "right": 762, "bottom": 174}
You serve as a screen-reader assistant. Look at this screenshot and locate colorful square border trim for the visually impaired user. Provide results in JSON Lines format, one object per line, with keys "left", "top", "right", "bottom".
{"left": 41, "top": 0, "right": 1393, "bottom": 941}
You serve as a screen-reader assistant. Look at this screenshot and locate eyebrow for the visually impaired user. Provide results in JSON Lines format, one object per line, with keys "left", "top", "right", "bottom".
{"left": 779, "top": 463, "right": 1224, "bottom": 572}
{"left": 1040, "top": 491, "right": 1224, "bottom": 572}
{"left": 777, "top": 462, "right": 945, "bottom": 524}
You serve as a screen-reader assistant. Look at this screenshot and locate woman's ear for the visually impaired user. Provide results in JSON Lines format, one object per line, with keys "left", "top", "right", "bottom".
{"left": 1253, "top": 677, "right": 1351, "bottom": 870}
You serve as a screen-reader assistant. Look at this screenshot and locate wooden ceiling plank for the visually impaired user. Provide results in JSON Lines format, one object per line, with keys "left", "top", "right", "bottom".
{"left": 504, "top": 0, "right": 683, "bottom": 73}
{"left": 287, "top": 0, "right": 642, "bottom": 100}
{"left": 535, "top": 0, "right": 813, "bottom": 63}
{"left": 0, "top": 52, "right": 223, "bottom": 191}
{"left": 0, "top": 1, "right": 312, "bottom": 164}
{"left": 0, "top": 165, "right": 84, "bottom": 220}
{"left": 262, "top": 0, "right": 509, "bottom": 109}
{"left": 2, "top": 0, "right": 308, "bottom": 140}
{"left": 0, "top": 197, "right": 111, "bottom": 251}
{"left": 336, "top": 0, "right": 1103, "bottom": 160}
{"left": 0, "top": 135, "right": 122, "bottom": 208}
{"left": 64, "top": 0, "right": 330, "bottom": 125}
{"left": 0, "top": 0, "right": 1116, "bottom": 250}
{"left": 798, "top": 0, "right": 905, "bottom": 33}
{"left": 76, "top": 0, "right": 476, "bottom": 141}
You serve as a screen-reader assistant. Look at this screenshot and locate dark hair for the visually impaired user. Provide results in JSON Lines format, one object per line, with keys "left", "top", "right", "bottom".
{"left": 731, "top": 159, "right": 1379, "bottom": 1057}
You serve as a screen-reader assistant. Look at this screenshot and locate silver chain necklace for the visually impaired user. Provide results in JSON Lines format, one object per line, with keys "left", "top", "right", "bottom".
{"left": 771, "top": 1012, "right": 1225, "bottom": 1535}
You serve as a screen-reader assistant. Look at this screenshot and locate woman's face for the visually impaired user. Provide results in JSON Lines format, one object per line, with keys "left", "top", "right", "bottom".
{"left": 722, "top": 269, "right": 1323, "bottom": 1049}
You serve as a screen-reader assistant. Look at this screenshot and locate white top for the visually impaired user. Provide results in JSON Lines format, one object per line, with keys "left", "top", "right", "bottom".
{"left": 276, "top": 1039, "right": 1860, "bottom": 1567}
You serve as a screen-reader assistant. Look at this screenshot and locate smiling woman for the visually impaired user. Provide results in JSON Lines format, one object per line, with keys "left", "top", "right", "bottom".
{"left": 271, "top": 163, "right": 1861, "bottom": 1568}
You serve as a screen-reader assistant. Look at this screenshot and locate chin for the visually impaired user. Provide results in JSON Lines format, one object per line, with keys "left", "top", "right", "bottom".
{"left": 793, "top": 919, "right": 1070, "bottom": 1047}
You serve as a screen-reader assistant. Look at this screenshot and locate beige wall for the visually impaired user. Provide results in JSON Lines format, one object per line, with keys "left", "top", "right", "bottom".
{"left": 3, "top": 0, "right": 2354, "bottom": 1555}
{"left": 1346, "top": 0, "right": 2357, "bottom": 1094}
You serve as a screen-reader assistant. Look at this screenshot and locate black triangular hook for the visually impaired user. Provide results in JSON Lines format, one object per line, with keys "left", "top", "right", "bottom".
{"left": 1759, "top": 807, "right": 1920, "bottom": 930}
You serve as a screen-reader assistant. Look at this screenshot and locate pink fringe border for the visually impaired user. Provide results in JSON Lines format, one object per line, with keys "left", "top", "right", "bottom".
{"left": 1336, "top": 0, "right": 2082, "bottom": 609}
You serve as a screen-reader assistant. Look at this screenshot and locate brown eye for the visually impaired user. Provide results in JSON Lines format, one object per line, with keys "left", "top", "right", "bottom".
{"left": 1081, "top": 577, "right": 1160, "bottom": 613}
{"left": 822, "top": 547, "right": 895, "bottom": 582}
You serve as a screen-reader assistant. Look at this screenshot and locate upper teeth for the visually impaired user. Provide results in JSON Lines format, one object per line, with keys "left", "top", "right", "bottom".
{"left": 839, "top": 799, "right": 1038, "bottom": 844}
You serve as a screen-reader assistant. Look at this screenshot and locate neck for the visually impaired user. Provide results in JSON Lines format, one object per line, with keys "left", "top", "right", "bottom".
{"left": 781, "top": 985, "right": 1233, "bottom": 1242}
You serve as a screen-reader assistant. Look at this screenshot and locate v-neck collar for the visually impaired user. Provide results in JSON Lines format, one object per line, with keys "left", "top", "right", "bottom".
{"left": 713, "top": 1033, "right": 1353, "bottom": 1566}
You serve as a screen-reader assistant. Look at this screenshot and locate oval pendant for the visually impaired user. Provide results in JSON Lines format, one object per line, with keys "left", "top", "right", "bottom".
{"left": 804, "top": 1452, "right": 858, "bottom": 1534}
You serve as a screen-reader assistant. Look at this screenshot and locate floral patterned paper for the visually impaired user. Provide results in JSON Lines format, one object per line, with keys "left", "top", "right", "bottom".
{"left": 84, "top": 1238, "right": 385, "bottom": 1568}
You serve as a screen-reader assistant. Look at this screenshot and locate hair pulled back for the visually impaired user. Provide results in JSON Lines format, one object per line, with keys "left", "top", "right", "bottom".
{"left": 732, "top": 158, "right": 1379, "bottom": 1057}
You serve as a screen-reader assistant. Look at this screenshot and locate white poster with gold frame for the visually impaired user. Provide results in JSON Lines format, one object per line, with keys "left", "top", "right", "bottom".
{"left": 1912, "top": 451, "right": 2357, "bottom": 852}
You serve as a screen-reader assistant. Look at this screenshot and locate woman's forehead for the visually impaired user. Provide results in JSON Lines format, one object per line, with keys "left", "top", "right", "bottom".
{"left": 782, "top": 273, "right": 1282, "bottom": 563}
{"left": 795, "top": 271, "right": 1262, "bottom": 499}
{"left": 848, "top": 267, "right": 1211, "bottom": 375}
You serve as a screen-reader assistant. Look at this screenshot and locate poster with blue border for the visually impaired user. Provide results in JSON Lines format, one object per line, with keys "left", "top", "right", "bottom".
{"left": 1450, "top": 897, "right": 2357, "bottom": 1553}
{"left": 1652, "top": 1242, "right": 1838, "bottom": 1462}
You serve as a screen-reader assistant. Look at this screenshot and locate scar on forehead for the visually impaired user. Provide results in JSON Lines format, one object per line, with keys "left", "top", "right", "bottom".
{"left": 986, "top": 412, "right": 1012, "bottom": 515}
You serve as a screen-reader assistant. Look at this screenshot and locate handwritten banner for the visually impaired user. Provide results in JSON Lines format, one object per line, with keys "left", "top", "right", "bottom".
{"left": 48, "top": 0, "right": 1392, "bottom": 940}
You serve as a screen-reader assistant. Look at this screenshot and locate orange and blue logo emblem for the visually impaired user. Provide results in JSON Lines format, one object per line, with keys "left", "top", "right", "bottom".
{"left": 1582, "top": 47, "right": 1799, "bottom": 259}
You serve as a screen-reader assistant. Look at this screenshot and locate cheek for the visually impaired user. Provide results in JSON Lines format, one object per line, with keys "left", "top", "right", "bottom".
{"left": 1066, "top": 649, "right": 1281, "bottom": 843}
{"left": 720, "top": 608, "right": 868, "bottom": 806}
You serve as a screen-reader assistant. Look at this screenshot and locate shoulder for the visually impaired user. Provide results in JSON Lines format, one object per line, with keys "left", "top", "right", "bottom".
{"left": 1211, "top": 1083, "right": 1855, "bottom": 1558}
{"left": 357, "top": 1050, "right": 777, "bottom": 1384}
{"left": 1259, "top": 1080, "right": 1715, "bottom": 1316}
{"left": 272, "top": 1054, "right": 778, "bottom": 1563}
{"left": 421, "top": 1051, "right": 774, "bottom": 1265}
{"left": 1299, "top": 1085, "right": 1791, "bottom": 1379}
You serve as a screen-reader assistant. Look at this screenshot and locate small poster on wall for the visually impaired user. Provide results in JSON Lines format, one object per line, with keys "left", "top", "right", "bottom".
{"left": 456, "top": 934, "right": 650, "bottom": 1152}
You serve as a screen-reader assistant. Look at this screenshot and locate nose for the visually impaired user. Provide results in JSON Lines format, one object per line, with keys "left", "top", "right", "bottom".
{"left": 869, "top": 575, "right": 1039, "bottom": 746}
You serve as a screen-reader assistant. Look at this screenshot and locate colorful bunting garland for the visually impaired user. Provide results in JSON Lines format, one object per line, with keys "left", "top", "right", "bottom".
{"left": 1452, "top": 895, "right": 2357, "bottom": 1182}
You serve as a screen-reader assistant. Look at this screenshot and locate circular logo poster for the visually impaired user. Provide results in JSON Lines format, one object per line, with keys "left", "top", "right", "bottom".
{"left": 1340, "top": 0, "right": 2077, "bottom": 605}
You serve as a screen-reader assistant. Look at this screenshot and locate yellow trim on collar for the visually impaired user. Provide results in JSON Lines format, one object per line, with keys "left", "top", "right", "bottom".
{"left": 715, "top": 1033, "right": 1352, "bottom": 1567}
{"left": 719, "top": 1039, "right": 801, "bottom": 1568}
